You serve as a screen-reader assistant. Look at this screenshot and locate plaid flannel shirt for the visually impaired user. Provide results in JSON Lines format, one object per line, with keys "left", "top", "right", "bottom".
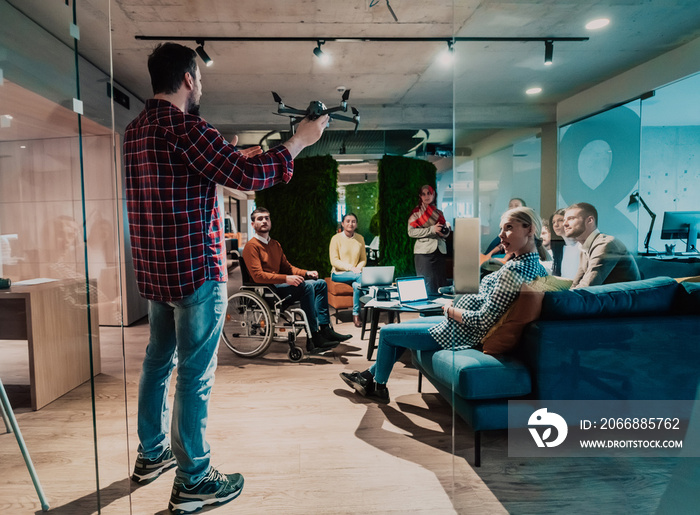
{"left": 124, "top": 99, "right": 293, "bottom": 301}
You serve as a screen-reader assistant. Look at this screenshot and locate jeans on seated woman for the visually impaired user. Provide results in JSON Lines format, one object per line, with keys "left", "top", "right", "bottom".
{"left": 330, "top": 271, "right": 362, "bottom": 316}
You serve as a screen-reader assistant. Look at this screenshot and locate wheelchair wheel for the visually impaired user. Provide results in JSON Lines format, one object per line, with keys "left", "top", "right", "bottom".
{"left": 288, "top": 346, "right": 303, "bottom": 362}
{"left": 221, "top": 290, "right": 273, "bottom": 357}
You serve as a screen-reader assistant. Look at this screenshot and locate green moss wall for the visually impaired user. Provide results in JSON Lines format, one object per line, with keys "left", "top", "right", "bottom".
{"left": 344, "top": 182, "right": 378, "bottom": 242}
{"left": 254, "top": 155, "right": 338, "bottom": 276}
{"left": 377, "top": 155, "right": 437, "bottom": 278}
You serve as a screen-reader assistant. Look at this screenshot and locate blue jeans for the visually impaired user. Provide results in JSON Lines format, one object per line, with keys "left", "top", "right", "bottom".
{"left": 273, "top": 278, "right": 329, "bottom": 333}
{"left": 369, "top": 316, "right": 443, "bottom": 384}
{"left": 331, "top": 271, "right": 362, "bottom": 315}
{"left": 137, "top": 280, "right": 227, "bottom": 485}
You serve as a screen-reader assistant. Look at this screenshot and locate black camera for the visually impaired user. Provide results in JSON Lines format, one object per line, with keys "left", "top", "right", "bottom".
{"left": 440, "top": 225, "right": 450, "bottom": 236}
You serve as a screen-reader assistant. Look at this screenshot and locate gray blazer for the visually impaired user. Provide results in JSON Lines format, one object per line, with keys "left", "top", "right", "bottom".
{"left": 408, "top": 223, "right": 449, "bottom": 255}
{"left": 572, "top": 232, "right": 640, "bottom": 288}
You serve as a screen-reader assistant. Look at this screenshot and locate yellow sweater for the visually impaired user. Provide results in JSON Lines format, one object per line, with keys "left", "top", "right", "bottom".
{"left": 329, "top": 232, "right": 367, "bottom": 274}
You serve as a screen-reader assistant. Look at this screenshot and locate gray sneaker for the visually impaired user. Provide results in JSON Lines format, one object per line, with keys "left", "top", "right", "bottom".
{"left": 168, "top": 467, "right": 244, "bottom": 514}
{"left": 131, "top": 446, "right": 176, "bottom": 485}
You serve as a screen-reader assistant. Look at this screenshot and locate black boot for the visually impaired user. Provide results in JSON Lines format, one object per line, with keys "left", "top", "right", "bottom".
{"left": 339, "top": 370, "right": 390, "bottom": 404}
{"left": 308, "top": 331, "right": 340, "bottom": 353}
{"left": 320, "top": 324, "right": 352, "bottom": 342}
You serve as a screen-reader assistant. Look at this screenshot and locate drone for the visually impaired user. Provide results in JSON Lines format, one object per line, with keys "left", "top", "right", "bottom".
{"left": 271, "top": 90, "right": 360, "bottom": 134}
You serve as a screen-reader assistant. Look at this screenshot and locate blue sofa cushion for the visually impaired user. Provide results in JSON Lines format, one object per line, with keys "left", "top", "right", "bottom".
{"left": 413, "top": 348, "right": 531, "bottom": 400}
{"left": 540, "top": 276, "right": 679, "bottom": 320}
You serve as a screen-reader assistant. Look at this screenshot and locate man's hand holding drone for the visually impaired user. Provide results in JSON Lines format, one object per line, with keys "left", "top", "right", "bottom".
{"left": 282, "top": 114, "right": 330, "bottom": 159}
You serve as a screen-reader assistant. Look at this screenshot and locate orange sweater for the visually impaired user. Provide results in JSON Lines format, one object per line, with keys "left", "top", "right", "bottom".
{"left": 242, "top": 237, "right": 307, "bottom": 284}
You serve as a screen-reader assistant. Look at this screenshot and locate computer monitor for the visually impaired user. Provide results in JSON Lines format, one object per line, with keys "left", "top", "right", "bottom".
{"left": 660, "top": 211, "right": 700, "bottom": 253}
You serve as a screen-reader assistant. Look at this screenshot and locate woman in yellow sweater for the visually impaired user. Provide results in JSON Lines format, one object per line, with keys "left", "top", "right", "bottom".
{"left": 329, "top": 213, "right": 367, "bottom": 327}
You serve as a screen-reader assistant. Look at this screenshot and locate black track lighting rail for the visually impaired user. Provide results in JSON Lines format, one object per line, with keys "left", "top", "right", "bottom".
{"left": 135, "top": 35, "right": 588, "bottom": 43}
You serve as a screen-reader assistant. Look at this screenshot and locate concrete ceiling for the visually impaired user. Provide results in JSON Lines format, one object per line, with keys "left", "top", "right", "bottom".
{"left": 6, "top": 0, "right": 700, "bottom": 158}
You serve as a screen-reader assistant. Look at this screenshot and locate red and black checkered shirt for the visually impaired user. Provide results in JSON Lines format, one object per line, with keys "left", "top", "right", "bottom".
{"left": 124, "top": 99, "right": 293, "bottom": 302}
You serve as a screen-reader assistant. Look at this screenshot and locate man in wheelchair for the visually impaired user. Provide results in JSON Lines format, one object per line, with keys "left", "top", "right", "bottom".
{"left": 242, "top": 207, "right": 352, "bottom": 352}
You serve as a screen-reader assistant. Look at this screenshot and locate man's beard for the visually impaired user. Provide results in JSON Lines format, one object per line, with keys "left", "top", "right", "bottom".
{"left": 187, "top": 102, "right": 200, "bottom": 116}
{"left": 186, "top": 90, "right": 200, "bottom": 116}
{"left": 565, "top": 227, "right": 583, "bottom": 240}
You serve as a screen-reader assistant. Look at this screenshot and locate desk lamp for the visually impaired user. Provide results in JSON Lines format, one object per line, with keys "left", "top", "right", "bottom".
{"left": 628, "top": 191, "right": 656, "bottom": 256}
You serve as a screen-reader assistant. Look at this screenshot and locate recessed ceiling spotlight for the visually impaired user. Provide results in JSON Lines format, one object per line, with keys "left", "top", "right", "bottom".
{"left": 526, "top": 87, "right": 542, "bottom": 95}
{"left": 586, "top": 18, "right": 610, "bottom": 30}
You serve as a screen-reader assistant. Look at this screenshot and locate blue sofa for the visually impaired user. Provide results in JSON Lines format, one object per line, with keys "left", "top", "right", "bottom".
{"left": 411, "top": 276, "right": 700, "bottom": 466}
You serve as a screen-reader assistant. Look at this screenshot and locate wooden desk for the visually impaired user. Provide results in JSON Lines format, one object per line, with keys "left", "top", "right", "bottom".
{"left": 0, "top": 279, "right": 101, "bottom": 410}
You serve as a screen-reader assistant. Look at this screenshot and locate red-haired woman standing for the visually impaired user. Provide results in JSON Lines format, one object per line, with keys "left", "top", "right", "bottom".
{"left": 407, "top": 185, "right": 450, "bottom": 295}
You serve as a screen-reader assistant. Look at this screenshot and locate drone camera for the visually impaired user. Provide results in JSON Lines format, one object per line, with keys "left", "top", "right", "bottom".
{"left": 306, "top": 101, "right": 327, "bottom": 120}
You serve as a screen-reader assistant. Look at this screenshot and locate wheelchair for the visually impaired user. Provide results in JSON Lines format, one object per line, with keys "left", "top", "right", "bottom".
{"left": 220, "top": 256, "right": 313, "bottom": 362}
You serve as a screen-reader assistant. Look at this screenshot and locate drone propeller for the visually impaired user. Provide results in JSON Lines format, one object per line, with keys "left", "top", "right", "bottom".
{"left": 271, "top": 90, "right": 308, "bottom": 117}
{"left": 341, "top": 89, "right": 350, "bottom": 102}
{"left": 328, "top": 111, "right": 360, "bottom": 134}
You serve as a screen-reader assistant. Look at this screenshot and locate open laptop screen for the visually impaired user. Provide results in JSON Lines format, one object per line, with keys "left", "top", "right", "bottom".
{"left": 396, "top": 277, "right": 429, "bottom": 303}
{"left": 360, "top": 266, "right": 395, "bottom": 287}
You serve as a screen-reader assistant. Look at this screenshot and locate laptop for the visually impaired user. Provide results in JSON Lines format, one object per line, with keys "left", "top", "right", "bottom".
{"left": 360, "top": 266, "right": 395, "bottom": 287}
{"left": 453, "top": 217, "right": 481, "bottom": 294}
{"left": 396, "top": 276, "right": 443, "bottom": 311}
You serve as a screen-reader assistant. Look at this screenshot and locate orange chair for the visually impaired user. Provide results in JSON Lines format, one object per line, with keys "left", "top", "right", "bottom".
{"left": 325, "top": 278, "right": 354, "bottom": 323}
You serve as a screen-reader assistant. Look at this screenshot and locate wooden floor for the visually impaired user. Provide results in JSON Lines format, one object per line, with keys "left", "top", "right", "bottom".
{"left": 0, "top": 268, "right": 684, "bottom": 514}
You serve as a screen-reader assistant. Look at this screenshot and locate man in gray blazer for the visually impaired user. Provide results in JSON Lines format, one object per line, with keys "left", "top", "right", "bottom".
{"left": 563, "top": 202, "right": 640, "bottom": 288}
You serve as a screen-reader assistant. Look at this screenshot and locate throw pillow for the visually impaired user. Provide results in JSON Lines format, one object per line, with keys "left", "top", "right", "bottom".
{"left": 481, "top": 275, "right": 573, "bottom": 355}
{"left": 529, "top": 274, "right": 575, "bottom": 292}
{"left": 676, "top": 275, "right": 700, "bottom": 283}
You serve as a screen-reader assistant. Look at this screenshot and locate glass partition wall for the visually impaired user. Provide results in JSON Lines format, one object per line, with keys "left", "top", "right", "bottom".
{"left": 558, "top": 73, "right": 700, "bottom": 256}
{"left": 17, "top": 1, "right": 668, "bottom": 512}
{"left": 0, "top": 1, "right": 132, "bottom": 512}
{"left": 558, "top": 100, "right": 642, "bottom": 251}
{"left": 638, "top": 72, "right": 700, "bottom": 255}
{"left": 448, "top": 32, "right": 547, "bottom": 513}
{"left": 0, "top": 2, "right": 468, "bottom": 514}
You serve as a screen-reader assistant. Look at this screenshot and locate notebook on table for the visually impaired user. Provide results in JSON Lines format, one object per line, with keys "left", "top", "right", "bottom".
{"left": 360, "top": 266, "right": 395, "bottom": 287}
{"left": 396, "top": 276, "right": 443, "bottom": 311}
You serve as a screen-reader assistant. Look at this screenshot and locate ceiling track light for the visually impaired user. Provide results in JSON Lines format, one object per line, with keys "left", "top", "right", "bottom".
{"left": 195, "top": 39, "right": 213, "bottom": 67}
{"left": 544, "top": 39, "right": 553, "bottom": 65}
{"left": 439, "top": 40, "right": 455, "bottom": 66}
{"left": 312, "top": 40, "right": 324, "bottom": 58}
{"left": 136, "top": 35, "right": 587, "bottom": 66}
{"left": 313, "top": 40, "right": 330, "bottom": 64}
